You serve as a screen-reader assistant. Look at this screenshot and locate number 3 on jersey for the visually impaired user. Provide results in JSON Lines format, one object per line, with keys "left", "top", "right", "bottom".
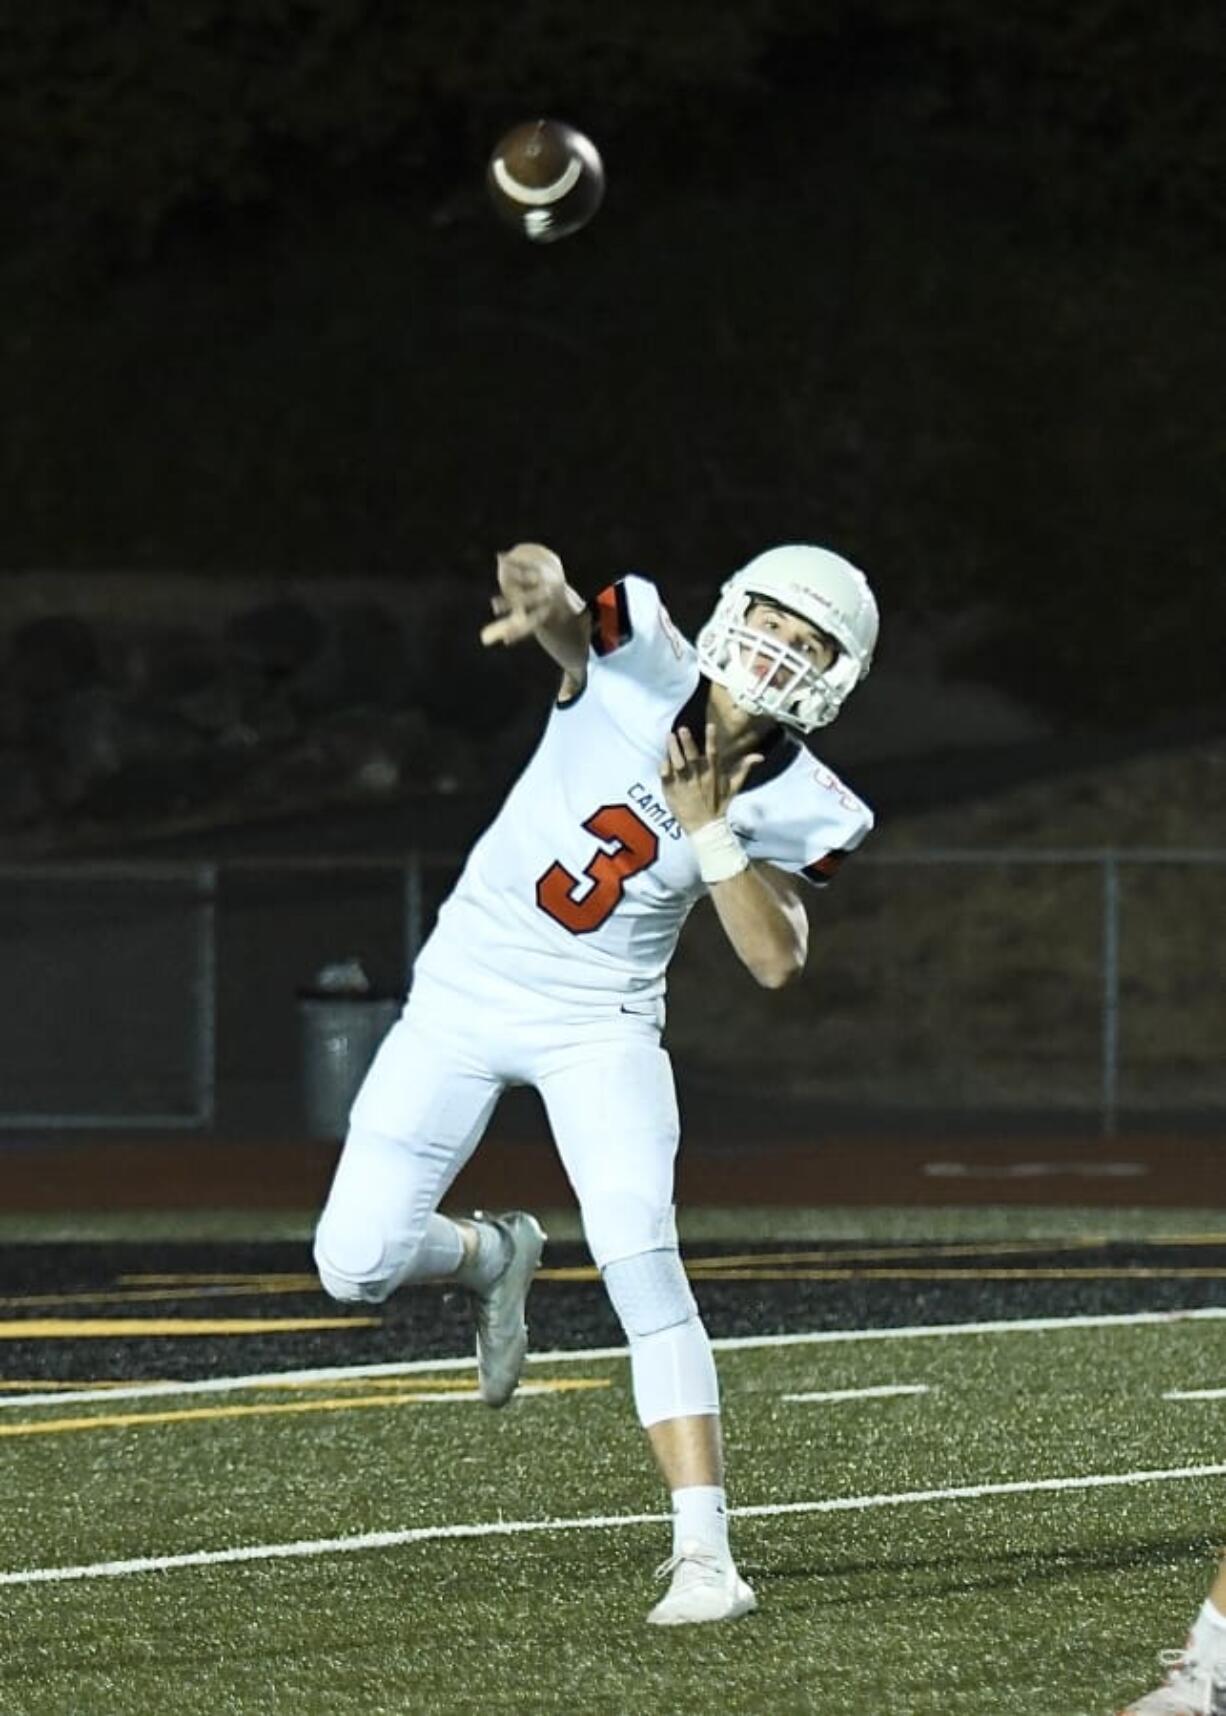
{"left": 536, "top": 804, "right": 659, "bottom": 934}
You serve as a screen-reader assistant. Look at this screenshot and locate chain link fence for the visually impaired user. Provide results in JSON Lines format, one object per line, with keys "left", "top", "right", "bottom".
{"left": 0, "top": 863, "right": 216, "bottom": 1128}
{"left": 0, "top": 851, "right": 1222, "bottom": 1137}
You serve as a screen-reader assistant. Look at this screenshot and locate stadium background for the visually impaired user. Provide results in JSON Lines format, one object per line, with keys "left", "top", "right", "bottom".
{"left": 3, "top": 2, "right": 1224, "bottom": 1176}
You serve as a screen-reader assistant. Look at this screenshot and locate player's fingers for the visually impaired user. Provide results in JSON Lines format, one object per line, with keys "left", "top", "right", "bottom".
{"left": 666, "top": 732, "right": 686, "bottom": 772}
{"left": 730, "top": 753, "right": 765, "bottom": 794}
{"left": 480, "top": 613, "right": 532, "bottom": 647}
{"left": 677, "top": 726, "right": 701, "bottom": 765}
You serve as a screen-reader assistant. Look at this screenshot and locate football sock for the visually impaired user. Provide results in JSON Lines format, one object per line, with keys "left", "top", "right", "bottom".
{"left": 409, "top": 1214, "right": 466, "bottom": 1282}
{"left": 453, "top": 1216, "right": 509, "bottom": 1292}
{"left": 671, "top": 1485, "right": 729, "bottom": 1559}
{"left": 1199, "top": 1598, "right": 1226, "bottom": 1635}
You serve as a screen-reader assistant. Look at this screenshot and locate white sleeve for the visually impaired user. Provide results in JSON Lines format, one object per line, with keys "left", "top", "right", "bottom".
{"left": 731, "top": 757, "right": 875, "bottom": 888}
{"left": 586, "top": 574, "right": 699, "bottom": 738}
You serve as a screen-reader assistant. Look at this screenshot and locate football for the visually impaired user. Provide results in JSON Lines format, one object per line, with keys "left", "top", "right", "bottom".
{"left": 486, "top": 119, "right": 605, "bottom": 244}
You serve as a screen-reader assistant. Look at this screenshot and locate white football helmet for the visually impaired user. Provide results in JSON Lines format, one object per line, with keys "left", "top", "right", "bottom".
{"left": 695, "top": 544, "right": 879, "bottom": 731}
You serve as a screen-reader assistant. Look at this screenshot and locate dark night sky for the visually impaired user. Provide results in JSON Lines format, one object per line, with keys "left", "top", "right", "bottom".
{"left": 4, "top": 2, "right": 1225, "bottom": 736}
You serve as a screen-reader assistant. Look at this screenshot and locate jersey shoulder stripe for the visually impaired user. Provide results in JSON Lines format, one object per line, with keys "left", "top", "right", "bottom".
{"left": 730, "top": 746, "right": 873, "bottom": 889}
{"left": 801, "top": 847, "right": 852, "bottom": 887}
{"left": 592, "top": 581, "right": 633, "bottom": 656}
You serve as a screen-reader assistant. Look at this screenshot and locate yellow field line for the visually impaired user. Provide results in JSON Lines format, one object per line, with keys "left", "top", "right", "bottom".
{"left": 0, "top": 1257, "right": 1136, "bottom": 1305}
{"left": 0, "top": 1318, "right": 379, "bottom": 1339}
{"left": 118, "top": 1275, "right": 318, "bottom": 1286}
{"left": 232, "top": 1374, "right": 480, "bottom": 1393}
{"left": 684, "top": 1239, "right": 1226, "bottom": 1270}
{"left": 0, "top": 1375, "right": 485, "bottom": 1400}
{"left": 679, "top": 1267, "right": 1226, "bottom": 1282}
{"left": 111, "top": 1243, "right": 1226, "bottom": 1285}
{"left": 8, "top": 1239, "right": 1221, "bottom": 1312}
{"left": 0, "top": 1379, "right": 138, "bottom": 1391}
{"left": 0, "top": 1379, "right": 607, "bottom": 1439}
{"left": 540, "top": 1246, "right": 1226, "bottom": 1285}
{"left": 120, "top": 1244, "right": 1124, "bottom": 1285}
{"left": 685, "top": 1239, "right": 1121, "bottom": 1268}
{"left": 0, "top": 1283, "right": 323, "bottom": 1311}
{"left": 0, "top": 1375, "right": 477, "bottom": 1399}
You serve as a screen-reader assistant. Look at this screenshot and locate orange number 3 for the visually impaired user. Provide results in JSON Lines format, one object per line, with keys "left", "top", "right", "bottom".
{"left": 536, "top": 804, "right": 660, "bottom": 934}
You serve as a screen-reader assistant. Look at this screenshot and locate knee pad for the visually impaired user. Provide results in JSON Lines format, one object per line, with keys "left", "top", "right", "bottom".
{"left": 314, "top": 1207, "right": 465, "bottom": 1305}
{"left": 602, "top": 1247, "right": 696, "bottom": 1338}
{"left": 603, "top": 1249, "right": 718, "bottom": 1425}
{"left": 313, "top": 1217, "right": 395, "bottom": 1305}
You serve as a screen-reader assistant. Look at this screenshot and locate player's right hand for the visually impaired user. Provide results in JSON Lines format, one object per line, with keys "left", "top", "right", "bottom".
{"left": 481, "top": 543, "right": 567, "bottom": 647}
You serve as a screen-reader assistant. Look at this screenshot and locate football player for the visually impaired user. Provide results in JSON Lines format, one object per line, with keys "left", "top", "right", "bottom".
{"left": 1116, "top": 1554, "right": 1226, "bottom": 1713}
{"left": 313, "top": 540, "right": 878, "bottom": 1623}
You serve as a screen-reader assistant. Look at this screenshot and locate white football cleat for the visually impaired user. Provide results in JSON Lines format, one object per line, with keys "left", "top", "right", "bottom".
{"left": 646, "top": 1541, "right": 757, "bottom": 1626}
{"left": 1116, "top": 1644, "right": 1226, "bottom": 1714}
{"left": 470, "top": 1210, "right": 546, "bottom": 1409}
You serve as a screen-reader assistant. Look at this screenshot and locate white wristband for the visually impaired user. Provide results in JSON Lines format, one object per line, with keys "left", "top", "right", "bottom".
{"left": 689, "top": 817, "right": 749, "bottom": 885}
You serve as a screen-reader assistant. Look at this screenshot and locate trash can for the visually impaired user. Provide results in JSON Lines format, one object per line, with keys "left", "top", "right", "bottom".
{"left": 298, "top": 959, "right": 400, "bottom": 1140}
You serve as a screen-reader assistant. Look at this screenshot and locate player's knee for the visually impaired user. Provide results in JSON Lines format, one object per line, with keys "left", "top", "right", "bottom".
{"left": 582, "top": 1190, "right": 679, "bottom": 1274}
{"left": 602, "top": 1248, "right": 717, "bottom": 1422}
{"left": 601, "top": 1245, "right": 697, "bottom": 1339}
{"left": 313, "top": 1212, "right": 397, "bottom": 1305}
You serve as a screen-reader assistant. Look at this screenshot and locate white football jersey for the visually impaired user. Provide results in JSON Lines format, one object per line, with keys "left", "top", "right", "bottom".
{"left": 414, "top": 575, "right": 874, "bottom": 1008}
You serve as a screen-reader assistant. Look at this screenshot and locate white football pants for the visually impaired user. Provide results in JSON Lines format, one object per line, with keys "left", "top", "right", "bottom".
{"left": 314, "top": 967, "right": 684, "bottom": 1293}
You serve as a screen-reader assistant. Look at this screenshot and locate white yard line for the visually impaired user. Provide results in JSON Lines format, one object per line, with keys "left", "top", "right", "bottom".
{"left": 4, "top": 1304, "right": 1225, "bottom": 1412}
{"left": 783, "top": 1384, "right": 932, "bottom": 1404}
{"left": 708, "top": 1305, "right": 1226, "bottom": 1352}
{"left": 4, "top": 1461, "right": 1226, "bottom": 1589}
{"left": 0, "top": 1357, "right": 488, "bottom": 1412}
{"left": 1165, "top": 1387, "right": 1226, "bottom": 1401}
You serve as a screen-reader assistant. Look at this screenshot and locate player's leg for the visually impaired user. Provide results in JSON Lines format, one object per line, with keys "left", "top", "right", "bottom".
{"left": 313, "top": 998, "right": 545, "bottom": 1406}
{"left": 536, "top": 1033, "right": 754, "bottom": 1625}
{"left": 1213, "top": 1554, "right": 1226, "bottom": 1618}
{"left": 313, "top": 1011, "right": 502, "bottom": 1303}
{"left": 1115, "top": 1549, "right": 1226, "bottom": 1714}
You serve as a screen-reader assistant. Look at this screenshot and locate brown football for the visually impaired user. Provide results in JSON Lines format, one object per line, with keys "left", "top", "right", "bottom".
{"left": 486, "top": 119, "right": 605, "bottom": 244}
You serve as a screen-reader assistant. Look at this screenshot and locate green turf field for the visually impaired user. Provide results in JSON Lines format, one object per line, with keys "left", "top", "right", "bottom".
{"left": 2, "top": 1207, "right": 1226, "bottom": 1716}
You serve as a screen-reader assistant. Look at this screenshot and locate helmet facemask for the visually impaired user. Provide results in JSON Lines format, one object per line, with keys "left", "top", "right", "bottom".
{"left": 696, "top": 546, "right": 878, "bottom": 733}
{"left": 703, "top": 595, "right": 851, "bottom": 730}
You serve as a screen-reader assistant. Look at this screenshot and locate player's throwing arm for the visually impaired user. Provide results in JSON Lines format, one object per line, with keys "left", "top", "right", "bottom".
{"left": 480, "top": 542, "right": 589, "bottom": 689}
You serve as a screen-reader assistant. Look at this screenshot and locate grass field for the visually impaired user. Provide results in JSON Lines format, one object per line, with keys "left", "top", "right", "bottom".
{"left": 3, "top": 1209, "right": 1225, "bottom": 1715}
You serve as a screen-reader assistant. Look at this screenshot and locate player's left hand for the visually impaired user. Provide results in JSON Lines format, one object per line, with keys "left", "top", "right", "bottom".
{"left": 659, "top": 724, "right": 762, "bottom": 833}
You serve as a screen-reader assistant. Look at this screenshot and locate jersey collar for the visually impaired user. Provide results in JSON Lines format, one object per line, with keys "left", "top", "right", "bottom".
{"left": 672, "top": 677, "right": 799, "bottom": 796}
